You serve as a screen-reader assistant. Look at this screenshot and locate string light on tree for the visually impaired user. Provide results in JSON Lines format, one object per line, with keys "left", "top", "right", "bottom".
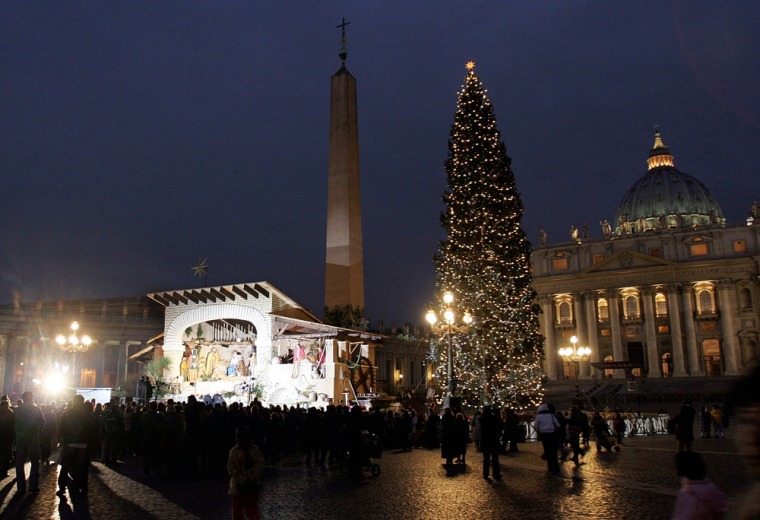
{"left": 430, "top": 61, "right": 544, "bottom": 411}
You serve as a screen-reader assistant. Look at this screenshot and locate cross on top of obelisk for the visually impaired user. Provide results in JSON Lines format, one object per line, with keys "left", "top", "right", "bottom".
{"left": 337, "top": 17, "right": 350, "bottom": 63}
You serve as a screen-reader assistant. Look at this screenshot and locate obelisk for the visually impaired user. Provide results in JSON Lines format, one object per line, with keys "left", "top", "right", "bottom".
{"left": 325, "top": 19, "right": 365, "bottom": 313}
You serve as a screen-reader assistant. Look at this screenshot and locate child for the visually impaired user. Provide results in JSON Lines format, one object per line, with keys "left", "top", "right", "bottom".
{"left": 227, "top": 426, "right": 265, "bottom": 520}
{"left": 671, "top": 451, "right": 727, "bottom": 520}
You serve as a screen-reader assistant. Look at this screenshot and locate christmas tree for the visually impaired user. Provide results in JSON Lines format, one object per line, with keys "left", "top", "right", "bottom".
{"left": 431, "top": 62, "right": 544, "bottom": 411}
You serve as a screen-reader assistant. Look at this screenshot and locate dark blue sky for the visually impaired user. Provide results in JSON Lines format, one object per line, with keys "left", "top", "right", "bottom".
{"left": 1, "top": 2, "right": 759, "bottom": 327}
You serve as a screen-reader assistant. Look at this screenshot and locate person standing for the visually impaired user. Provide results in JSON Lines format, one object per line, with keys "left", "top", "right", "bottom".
{"left": 57, "top": 394, "right": 89, "bottom": 498}
{"left": 700, "top": 405, "right": 712, "bottom": 439}
{"left": 14, "top": 390, "right": 45, "bottom": 493}
{"left": 480, "top": 406, "right": 503, "bottom": 480}
{"left": 455, "top": 412, "right": 469, "bottom": 464}
{"left": 136, "top": 376, "right": 145, "bottom": 405}
{"left": 567, "top": 406, "right": 584, "bottom": 465}
{"left": 440, "top": 408, "right": 457, "bottom": 468}
{"left": 0, "top": 397, "right": 14, "bottom": 479}
{"left": 533, "top": 403, "right": 560, "bottom": 473}
{"left": 710, "top": 405, "right": 725, "bottom": 439}
{"left": 227, "top": 426, "right": 264, "bottom": 520}
{"left": 504, "top": 409, "right": 520, "bottom": 453}
{"left": 674, "top": 402, "right": 696, "bottom": 452}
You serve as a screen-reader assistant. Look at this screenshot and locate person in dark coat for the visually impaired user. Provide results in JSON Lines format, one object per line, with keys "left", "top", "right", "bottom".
{"left": 0, "top": 397, "right": 14, "bottom": 479}
{"left": 480, "top": 406, "right": 503, "bottom": 480}
{"left": 504, "top": 409, "right": 520, "bottom": 453}
{"left": 454, "top": 412, "right": 469, "bottom": 464}
{"left": 674, "top": 402, "right": 696, "bottom": 452}
{"left": 440, "top": 407, "right": 457, "bottom": 467}
{"left": 57, "top": 394, "right": 89, "bottom": 498}
{"left": 14, "top": 390, "right": 45, "bottom": 493}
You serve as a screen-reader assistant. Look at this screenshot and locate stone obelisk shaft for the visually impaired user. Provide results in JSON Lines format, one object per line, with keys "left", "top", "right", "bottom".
{"left": 325, "top": 65, "right": 364, "bottom": 311}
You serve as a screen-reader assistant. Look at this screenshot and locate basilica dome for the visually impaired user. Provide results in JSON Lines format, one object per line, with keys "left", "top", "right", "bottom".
{"left": 613, "top": 131, "right": 725, "bottom": 235}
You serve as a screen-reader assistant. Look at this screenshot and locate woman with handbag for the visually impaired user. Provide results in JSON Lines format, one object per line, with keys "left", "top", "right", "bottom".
{"left": 227, "top": 426, "right": 265, "bottom": 520}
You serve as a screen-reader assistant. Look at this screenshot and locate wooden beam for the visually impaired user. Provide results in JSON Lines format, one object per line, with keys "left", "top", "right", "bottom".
{"left": 209, "top": 288, "right": 227, "bottom": 301}
{"left": 163, "top": 293, "right": 180, "bottom": 305}
{"left": 150, "top": 294, "right": 170, "bottom": 307}
{"left": 185, "top": 291, "right": 200, "bottom": 304}
{"left": 254, "top": 283, "right": 270, "bottom": 298}
{"left": 232, "top": 286, "right": 248, "bottom": 299}
{"left": 199, "top": 289, "right": 216, "bottom": 303}
{"left": 172, "top": 292, "right": 189, "bottom": 305}
{"left": 244, "top": 285, "right": 259, "bottom": 298}
{"left": 220, "top": 287, "right": 236, "bottom": 300}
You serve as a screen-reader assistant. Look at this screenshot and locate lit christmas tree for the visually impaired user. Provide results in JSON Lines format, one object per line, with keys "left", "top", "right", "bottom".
{"left": 432, "top": 62, "right": 544, "bottom": 411}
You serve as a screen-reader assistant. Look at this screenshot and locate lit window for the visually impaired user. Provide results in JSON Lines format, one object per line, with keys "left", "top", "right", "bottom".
{"left": 604, "top": 355, "right": 614, "bottom": 378}
{"left": 734, "top": 240, "right": 747, "bottom": 253}
{"left": 553, "top": 258, "right": 568, "bottom": 270}
{"left": 597, "top": 298, "right": 609, "bottom": 320}
{"left": 697, "top": 289, "right": 715, "bottom": 314}
{"left": 691, "top": 244, "right": 708, "bottom": 256}
{"left": 624, "top": 295, "right": 640, "bottom": 319}
{"left": 658, "top": 325, "right": 670, "bottom": 334}
{"left": 655, "top": 293, "right": 668, "bottom": 317}
{"left": 558, "top": 302, "right": 572, "bottom": 322}
{"left": 593, "top": 254, "right": 605, "bottom": 264}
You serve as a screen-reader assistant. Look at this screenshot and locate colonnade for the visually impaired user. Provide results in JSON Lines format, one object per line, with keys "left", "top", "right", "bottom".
{"left": 540, "top": 281, "right": 745, "bottom": 380}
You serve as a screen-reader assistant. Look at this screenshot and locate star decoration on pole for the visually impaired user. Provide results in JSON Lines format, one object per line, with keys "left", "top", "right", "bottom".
{"left": 192, "top": 257, "right": 209, "bottom": 286}
{"left": 466, "top": 61, "right": 476, "bottom": 71}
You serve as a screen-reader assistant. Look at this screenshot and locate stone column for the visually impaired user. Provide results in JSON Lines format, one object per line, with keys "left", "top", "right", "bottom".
{"left": 717, "top": 281, "right": 741, "bottom": 375}
{"left": 540, "top": 296, "right": 558, "bottom": 380}
{"left": 583, "top": 293, "right": 601, "bottom": 381}
{"left": 607, "top": 290, "right": 625, "bottom": 378}
{"left": 641, "top": 288, "right": 661, "bottom": 377}
{"left": 667, "top": 284, "right": 687, "bottom": 376}
{"left": 573, "top": 293, "right": 590, "bottom": 379}
{"left": 681, "top": 285, "right": 702, "bottom": 376}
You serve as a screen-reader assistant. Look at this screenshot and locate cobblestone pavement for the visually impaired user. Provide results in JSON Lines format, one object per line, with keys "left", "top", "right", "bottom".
{"left": 0, "top": 434, "right": 750, "bottom": 520}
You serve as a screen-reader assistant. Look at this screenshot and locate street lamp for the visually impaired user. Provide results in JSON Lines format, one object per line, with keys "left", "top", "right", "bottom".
{"left": 426, "top": 291, "right": 472, "bottom": 409}
{"left": 55, "top": 321, "right": 92, "bottom": 388}
{"left": 558, "top": 335, "right": 591, "bottom": 379}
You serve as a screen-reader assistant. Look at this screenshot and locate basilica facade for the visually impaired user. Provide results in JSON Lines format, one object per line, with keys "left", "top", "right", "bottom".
{"left": 532, "top": 131, "right": 760, "bottom": 380}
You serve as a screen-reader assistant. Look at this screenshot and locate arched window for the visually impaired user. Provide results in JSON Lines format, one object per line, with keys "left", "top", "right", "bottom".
{"left": 693, "top": 282, "right": 716, "bottom": 315}
{"left": 740, "top": 288, "right": 753, "bottom": 310}
{"left": 555, "top": 294, "right": 574, "bottom": 324}
{"left": 625, "top": 295, "right": 640, "bottom": 319}
{"left": 655, "top": 292, "right": 668, "bottom": 317}
{"left": 698, "top": 290, "right": 715, "bottom": 314}
{"left": 597, "top": 298, "right": 609, "bottom": 321}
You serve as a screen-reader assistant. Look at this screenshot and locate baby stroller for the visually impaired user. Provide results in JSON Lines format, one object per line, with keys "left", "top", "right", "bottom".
{"left": 342, "top": 430, "right": 381, "bottom": 477}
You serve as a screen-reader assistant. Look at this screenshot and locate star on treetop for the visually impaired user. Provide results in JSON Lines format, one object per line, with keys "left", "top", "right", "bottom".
{"left": 466, "top": 61, "right": 476, "bottom": 71}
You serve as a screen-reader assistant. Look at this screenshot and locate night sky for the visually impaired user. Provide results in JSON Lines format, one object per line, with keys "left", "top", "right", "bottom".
{"left": 1, "top": 2, "right": 759, "bottom": 328}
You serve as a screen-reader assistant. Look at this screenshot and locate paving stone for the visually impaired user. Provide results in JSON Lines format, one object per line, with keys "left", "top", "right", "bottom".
{"left": 0, "top": 433, "right": 749, "bottom": 520}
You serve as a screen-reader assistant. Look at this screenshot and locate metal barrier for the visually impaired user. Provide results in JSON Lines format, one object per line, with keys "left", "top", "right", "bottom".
{"left": 519, "top": 412, "right": 671, "bottom": 441}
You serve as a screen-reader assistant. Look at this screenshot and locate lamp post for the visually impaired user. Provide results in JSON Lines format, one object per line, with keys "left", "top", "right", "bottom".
{"left": 426, "top": 291, "right": 472, "bottom": 409}
{"left": 55, "top": 321, "right": 92, "bottom": 389}
{"left": 558, "top": 335, "right": 591, "bottom": 380}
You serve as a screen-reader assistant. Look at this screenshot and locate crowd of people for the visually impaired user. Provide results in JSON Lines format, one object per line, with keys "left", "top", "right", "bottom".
{"left": 1, "top": 365, "right": 758, "bottom": 520}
